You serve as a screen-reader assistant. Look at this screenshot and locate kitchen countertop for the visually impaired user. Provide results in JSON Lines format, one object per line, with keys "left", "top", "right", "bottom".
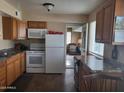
{"left": 0, "top": 49, "right": 25, "bottom": 62}
{"left": 74, "top": 55, "right": 124, "bottom": 74}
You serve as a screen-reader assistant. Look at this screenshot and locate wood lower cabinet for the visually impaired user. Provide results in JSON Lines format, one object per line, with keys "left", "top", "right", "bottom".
{"left": 14, "top": 58, "right": 21, "bottom": 79}
{"left": 0, "top": 52, "right": 25, "bottom": 90}
{"left": 74, "top": 58, "right": 91, "bottom": 91}
{"left": 27, "top": 21, "right": 47, "bottom": 29}
{"left": 6, "top": 53, "right": 23, "bottom": 86}
{"left": 20, "top": 52, "right": 26, "bottom": 74}
{"left": 0, "top": 61, "right": 6, "bottom": 91}
{"left": 6, "top": 61, "right": 15, "bottom": 86}
{"left": 78, "top": 63, "right": 92, "bottom": 91}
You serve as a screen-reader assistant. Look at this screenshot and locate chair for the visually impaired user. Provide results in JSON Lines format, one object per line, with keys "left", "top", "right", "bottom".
{"left": 67, "top": 43, "right": 81, "bottom": 55}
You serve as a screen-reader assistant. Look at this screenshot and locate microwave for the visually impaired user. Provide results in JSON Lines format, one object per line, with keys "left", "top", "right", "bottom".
{"left": 28, "top": 29, "right": 47, "bottom": 39}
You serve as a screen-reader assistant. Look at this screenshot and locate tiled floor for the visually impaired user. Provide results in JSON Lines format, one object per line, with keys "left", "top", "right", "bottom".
{"left": 66, "top": 55, "right": 74, "bottom": 69}
{"left": 6, "top": 69, "right": 76, "bottom": 92}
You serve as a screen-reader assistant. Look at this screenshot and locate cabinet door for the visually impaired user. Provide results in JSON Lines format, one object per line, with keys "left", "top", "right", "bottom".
{"left": 12, "top": 18, "right": 18, "bottom": 40}
{"left": 115, "top": 0, "right": 124, "bottom": 16}
{"left": 20, "top": 52, "right": 26, "bottom": 74}
{"left": 2, "top": 16, "right": 12, "bottom": 39}
{"left": 15, "top": 59, "right": 21, "bottom": 79}
{"left": 96, "top": 9, "right": 104, "bottom": 42}
{"left": 0, "top": 61, "right": 6, "bottom": 89}
{"left": 18, "top": 21, "right": 27, "bottom": 39}
{"left": 38, "top": 22, "right": 47, "bottom": 29}
{"left": 102, "top": 0, "right": 115, "bottom": 43}
{"left": 28, "top": 21, "right": 47, "bottom": 29}
{"left": 7, "top": 62, "right": 15, "bottom": 86}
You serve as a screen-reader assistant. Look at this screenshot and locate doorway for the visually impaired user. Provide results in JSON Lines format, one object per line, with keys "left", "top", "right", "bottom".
{"left": 65, "top": 24, "right": 85, "bottom": 69}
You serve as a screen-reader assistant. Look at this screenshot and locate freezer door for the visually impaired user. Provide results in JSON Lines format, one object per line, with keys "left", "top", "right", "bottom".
{"left": 46, "top": 35, "right": 65, "bottom": 47}
{"left": 46, "top": 48, "right": 65, "bottom": 73}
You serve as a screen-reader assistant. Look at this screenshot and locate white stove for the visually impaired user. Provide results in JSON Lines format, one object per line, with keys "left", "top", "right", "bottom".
{"left": 26, "top": 43, "right": 45, "bottom": 73}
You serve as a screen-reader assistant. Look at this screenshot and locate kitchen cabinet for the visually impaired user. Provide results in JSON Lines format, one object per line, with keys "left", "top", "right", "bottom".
{"left": 74, "top": 55, "right": 124, "bottom": 92}
{"left": 78, "top": 63, "right": 91, "bottom": 91}
{"left": 17, "top": 20, "right": 27, "bottom": 39}
{"left": 20, "top": 52, "right": 26, "bottom": 74}
{"left": 2, "top": 16, "right": 27, "bottom": 40}
{"left": 7, "top": 53, "right": 21, "bottom": 86}
{"left": 0, "top": 61, "right": 6, "bottom": 91}
{"left": 2, "top": 16, "right": 18, "bottom": 40}
{"left": 6, "top": 59, "right": 15, "bottom": 86}
{"left": 74, "top": 57, "right": 91, "bottom": 91}
{"left": 27, "top": 21, "right": 47, "bottom": 29}
{"left": 96, "top": 9, "right": 104, "bottom": 42}
{"left": 96, "top": 0, "right": 124, "bottom": 44}
{"left": 14, "top": 54, "right": 21, "bottom": 79}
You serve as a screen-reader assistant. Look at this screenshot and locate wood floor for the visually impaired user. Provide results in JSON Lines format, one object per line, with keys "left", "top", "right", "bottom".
{"left": 6, "top": 69, "right": 76, "bottom": 92}
{"left": 66, "top": 55, "right": 74, "bottom": 69}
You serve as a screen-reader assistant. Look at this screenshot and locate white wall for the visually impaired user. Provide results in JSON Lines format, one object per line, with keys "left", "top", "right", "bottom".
{"left": 23, "top": 12, "right": 88, "bottom": 23}
{"left": 47, "top": 22, "right": 66, "bottom": 32}
{"left": 88, "top": 21, "right": 104, "bottom": 56}
{"left": 0, "top": 15, "right": 14, "bottom": 50}
{"left": 0, "top": 0, "right": 22, "bottom": 19}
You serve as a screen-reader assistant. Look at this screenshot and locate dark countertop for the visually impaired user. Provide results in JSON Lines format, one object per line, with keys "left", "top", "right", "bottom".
{"left": 74, "top": 55, "right": 124, "bottom": 73}
{"left": 0, "top": 49, "right": 25, "bottom": 62}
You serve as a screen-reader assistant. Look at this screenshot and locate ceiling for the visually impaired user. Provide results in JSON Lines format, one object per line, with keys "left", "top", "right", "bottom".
{"left": 5, "top": 0, "right": 105, "bottom": 15}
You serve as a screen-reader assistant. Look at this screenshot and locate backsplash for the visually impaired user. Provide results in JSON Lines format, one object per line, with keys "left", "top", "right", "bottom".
{"left": 104, "top": 44, "right": 124, "bottom": 64}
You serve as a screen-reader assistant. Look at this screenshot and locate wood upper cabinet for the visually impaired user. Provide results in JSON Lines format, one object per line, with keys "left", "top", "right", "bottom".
{"left": 27, "top": 21, "right": 47, "bottom": 29}
{"left": 102, "top": 0, "right": 115, "bottom": 43}
{"left": 17, "top": 20, "right": 27, "bottom": 39}
{"left": 0, "top": 61, "right": 6, "bottom": 91}
{"left": 96, "top": 0, "right": 124, "bottom": 44}
{"left": 2, "top": 16, "right": 18, "bottom": 40}
{"left": 96, "top": 9, "right": 104, "bottom": 43}
{"left": 115, "top": 0, "right": 124, "bottom": 16}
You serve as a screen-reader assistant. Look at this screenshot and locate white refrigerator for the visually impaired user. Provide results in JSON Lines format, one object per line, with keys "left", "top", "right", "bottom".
{"left": 45, "top": 34, "right": 65, "bottom": 73}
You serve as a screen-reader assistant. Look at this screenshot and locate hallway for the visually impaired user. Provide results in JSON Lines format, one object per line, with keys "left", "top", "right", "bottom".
{"left": 6, "top": 69, "right": 76, "bottom": 92}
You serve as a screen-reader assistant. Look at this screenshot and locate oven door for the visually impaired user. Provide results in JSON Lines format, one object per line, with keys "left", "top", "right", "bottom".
{"left": 26, "top": 52, "right": 45, "bottom": 68}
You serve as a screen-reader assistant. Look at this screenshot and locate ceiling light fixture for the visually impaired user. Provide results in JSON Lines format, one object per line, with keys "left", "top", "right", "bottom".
{"left": 42, "top": 2, "right": 55, "bottom": 12}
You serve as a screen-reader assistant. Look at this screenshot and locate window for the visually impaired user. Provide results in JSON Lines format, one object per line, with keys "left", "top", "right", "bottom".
{"left": 66, "top": 32, "right": 72, "bottom": 44}
{"left": 89, "top": 21, "right": 104, "bottom": 56}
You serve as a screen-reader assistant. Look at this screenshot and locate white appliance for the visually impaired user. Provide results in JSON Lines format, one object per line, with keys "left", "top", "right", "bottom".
{"left": 45, "top": 34, "right": 65, "bottom": 73}
{"left": 26, "top": 43, "right": 45, "bottom": 73}
{"left": 28, "top": 29, "right": 47, "bottom": 39}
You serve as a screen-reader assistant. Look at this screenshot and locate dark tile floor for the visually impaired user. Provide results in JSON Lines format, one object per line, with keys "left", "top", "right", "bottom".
{"left": 6, "top": 69, "right": 76, "bottom": 92}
